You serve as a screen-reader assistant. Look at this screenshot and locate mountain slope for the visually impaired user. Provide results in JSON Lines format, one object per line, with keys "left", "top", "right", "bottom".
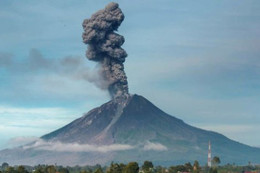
{"left": 1, "top": 94, "right": 260, "bottom": 165}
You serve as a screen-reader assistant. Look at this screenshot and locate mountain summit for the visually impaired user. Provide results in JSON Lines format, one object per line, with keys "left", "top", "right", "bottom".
{"left": 1, "top": 94, "right": 260, "bottom": 165}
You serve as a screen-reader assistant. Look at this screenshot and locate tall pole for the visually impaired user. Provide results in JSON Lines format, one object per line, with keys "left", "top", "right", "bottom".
{"left": 208, "top": 141, "right": 212, "bottom": 167}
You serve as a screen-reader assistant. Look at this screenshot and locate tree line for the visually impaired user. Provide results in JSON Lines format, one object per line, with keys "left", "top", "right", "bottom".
{"left": 0, "top": 159, "right": 259, "bottom": 173}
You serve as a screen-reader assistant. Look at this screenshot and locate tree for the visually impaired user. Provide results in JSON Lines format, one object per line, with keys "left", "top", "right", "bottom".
{"left": 119, "top": 163, "right": 126, "bottom": 172}
{"left": 5, "top": 166, "right": 16, "bottom": 173}
{"left": 80, "top": 170, "right": 88, "bottom": 173}
{"left": 58, "top": 168, "right": 69, "bottom": 173}
{"left": 142, "top": 161, "right": 154, "bottom": 173}
{"left": 107, "top": 163, "right": 125, "bottom": 173}
{"left": 17, "top": 166, "right": 28, "bottom": 173}
{"left": 168, "top": 166, "right": 177, "bottom": 173}
{"left": 154, "top": 166, "right": 167, "bottom": 173}
{"left": 123, "top": 162, "right": 139, "bottom": 173}
{"left": 209, "top": 167, "right": 218, "bottom": 173}
{"left": 45, "top": 166, "right": 56, "bottom": 173}
{"left": 2, "top": 163, "right": 9, "bottom": 170}
{"left": 93, "top": 168, "right": 103, "bottom": 173}
{"left": 34, "top": 166, "right": 45, "bottom": 173}
{"left": 184, "top": 162, "right": 193, "bottom": 172}
{"left": 212, "top": 157, "right": 221, "bottom": 167}
{"left": 168, "top": 165, "right": 186, "bottom": 173}
{"left": 193, "top": 160, "right": 200, "bottom": 173}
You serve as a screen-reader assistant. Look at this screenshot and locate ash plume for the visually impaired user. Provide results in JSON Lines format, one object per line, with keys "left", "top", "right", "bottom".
{"left": 0, "top": 49, "right": 106, "bottom": 90}
{"left": 82, "top": 2, "right": 129, "bottom": 99}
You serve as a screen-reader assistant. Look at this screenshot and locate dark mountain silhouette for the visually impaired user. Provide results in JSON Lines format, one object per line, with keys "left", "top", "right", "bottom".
{"left": 0, "top": 94, "right": 259, "bottom": 166}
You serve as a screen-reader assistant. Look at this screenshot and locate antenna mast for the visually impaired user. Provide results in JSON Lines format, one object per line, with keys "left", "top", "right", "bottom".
{"left": 208, "top": 141, "right": 212, "bottom": 167}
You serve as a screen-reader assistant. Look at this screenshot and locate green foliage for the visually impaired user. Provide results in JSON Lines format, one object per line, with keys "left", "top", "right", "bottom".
{"left": 2, "top": 163, "right": 9, "bottom": 171}
{"left": 155, "top": 166, "right": 168, "bottom": 173}
{"left": 5, "top": 167, "right": 16, "bottom": 173}
{"left": 168, "top": 162, "right": 194, "bottom": 173}
{"left": 34, "top": 166, "right": 44, "bottom": 173}
{"left": 33, "top": 170, "right": 42, "bottom": 173}
{"left": 45, "top": 166, "right": 56, "bottom": 173}
{"left": 168, "top": 165, "right": 186, "bottom": 173}
{"left": 58, "top": 168, "right": 69, "bottom": 173}
{"left": 93, "top": 168, "right": 103, "bottom": 173}
{"left": 118, "top": 164, "right": 125, "bottom": 173}
{"left": 0, "top": 161, "right": 260, "bottom": 173}
{"left": 193, "top": 160, "right": 200, "bottom": 173}
{"left": 123, "top": 162, "right": 139, "bottom": 173}
{"left": 107, "top": 162, "right": 125, "bottom": 173}
{"left": 212, "top": 157, "right": 221, "bottom": 167}
{"left": 80, "top": 169, "right": 92, "bottom": 173}
{"left": 17, "top": 166, "right": 28, "bottom": 173}
{"left": 209, "top": 167, "right": 218, "bottom": 173}
{"left": 80, "top": 170, "right": 88, "bottom": 173}
{"left": 142, "top": 161, "right": 154, "bottom": 173}
{"left": 184, "top": 162, "right": 193, "bottom": 172}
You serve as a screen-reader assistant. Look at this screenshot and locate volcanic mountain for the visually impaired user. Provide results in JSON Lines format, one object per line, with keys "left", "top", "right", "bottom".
{"left": 0, "top": 94, "right": 260, "bottom": 166}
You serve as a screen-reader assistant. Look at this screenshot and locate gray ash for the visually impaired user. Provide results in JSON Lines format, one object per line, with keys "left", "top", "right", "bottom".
{"left": 82, "top": 2, "right": 129, "bottom": 99}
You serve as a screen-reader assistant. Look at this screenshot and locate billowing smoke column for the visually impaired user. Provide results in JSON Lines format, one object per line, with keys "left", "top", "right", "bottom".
{"left": 82, "top": 2, "right": 129, "bottom": 99}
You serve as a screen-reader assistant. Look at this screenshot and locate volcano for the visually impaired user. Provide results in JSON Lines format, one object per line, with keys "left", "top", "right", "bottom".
{"left": 1, "top": 94, "right": 260, "bottom": 166}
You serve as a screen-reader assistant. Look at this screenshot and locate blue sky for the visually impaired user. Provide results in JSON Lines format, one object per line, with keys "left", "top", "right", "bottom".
{"left": 0, "top": 0, "right": 260, "bottom": 149}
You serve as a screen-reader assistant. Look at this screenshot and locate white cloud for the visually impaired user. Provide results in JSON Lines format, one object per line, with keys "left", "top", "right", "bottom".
{"left": 7, "top": 136, "right": 39, "bottom": 147}
{"left": 143, "top": 141, "right": 167, "bottom": 151}
{"left": 23, "top": 139, "right": 134, "bottom": 153}
{"left": 19, "top": 139, "right": 169, "bottom": 152}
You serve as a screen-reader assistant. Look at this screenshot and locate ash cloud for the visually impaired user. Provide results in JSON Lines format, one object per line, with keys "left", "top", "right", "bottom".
{"left": 0, "top": 49, "right": 107, "bottom": 90}
{"left": 82, "top": 2, "right": 129, "bottom": 99}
